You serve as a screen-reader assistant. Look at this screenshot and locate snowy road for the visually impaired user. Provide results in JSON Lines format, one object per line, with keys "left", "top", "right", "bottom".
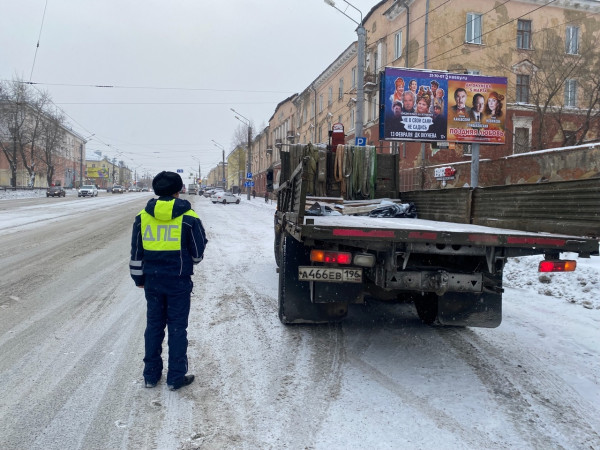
{"left": 0, "top": 193, "right": 599, "bottom": 449}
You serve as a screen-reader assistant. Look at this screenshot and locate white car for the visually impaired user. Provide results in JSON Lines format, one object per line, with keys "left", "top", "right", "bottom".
{"left": 204, "top": 188, "right": 223, "bottom": 198}
{"left": 78, "top": 185, "right": 98, "bottom": 197}
{"left": 211, "top": 191, "right": 240, "bottom": 204}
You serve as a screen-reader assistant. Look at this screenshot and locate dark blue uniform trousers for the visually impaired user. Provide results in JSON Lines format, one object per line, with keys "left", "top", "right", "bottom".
{"left": 143, "top": 275, "right": 193, "bottom": 386}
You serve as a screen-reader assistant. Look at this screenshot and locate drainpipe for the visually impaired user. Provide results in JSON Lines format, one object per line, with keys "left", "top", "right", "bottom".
{"left": 424, "top": 0, "right": 429, "bottom": 69}
{"left": 399, "top": 0, "right": 410, "bottom": 68}
{"left": 311, "top": 83, "right": 318, "bottom": 142}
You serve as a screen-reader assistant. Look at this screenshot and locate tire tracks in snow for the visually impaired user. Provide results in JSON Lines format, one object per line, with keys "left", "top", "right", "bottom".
{"left": 439, "top": 328, "right": 600, "bottom": 448}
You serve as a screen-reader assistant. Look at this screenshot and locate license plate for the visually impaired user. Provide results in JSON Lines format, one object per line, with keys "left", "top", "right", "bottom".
{"left": 298, "top": 266, "right": 362, "bottom": 283}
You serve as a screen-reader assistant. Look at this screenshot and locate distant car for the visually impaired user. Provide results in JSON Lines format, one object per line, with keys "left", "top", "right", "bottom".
{"left": 46, "top": 186, "right": 66, "bottom": 197}
{"left": 78, "top": 185, "right": 98, "bottom": 197}
{"left": 204, "top": 187, "right": 223, "bottom": 198}
{"left": 212, "top": 191, "right": 240, "bottom": 204}
{"left": 141, "top": 187, "right": 149, "bottom": 192}
{"left": 112, "top": 185, "right": 125, "bottom": 194}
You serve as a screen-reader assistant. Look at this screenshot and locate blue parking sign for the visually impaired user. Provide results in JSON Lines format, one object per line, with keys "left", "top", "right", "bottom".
{"left": 355, "top": 137, "right": 367, "bottom": 146}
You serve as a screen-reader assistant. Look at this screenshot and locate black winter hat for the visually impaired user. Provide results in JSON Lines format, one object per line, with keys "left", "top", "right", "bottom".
{"left": 152, "top": 171, "right": 183, "bottom": 196}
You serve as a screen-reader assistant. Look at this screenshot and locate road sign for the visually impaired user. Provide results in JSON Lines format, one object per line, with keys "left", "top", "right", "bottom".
{"left": 355, "top": 137, "right": 367, "bottom": 146}
{"left": 177, "top": 169, "right": 183, "bottom": 173}
{"left": 244, "top": 181, "right": 255, "bottom": 187}
{"left": 247, "top": 172, "right": 253, "bottom": 179}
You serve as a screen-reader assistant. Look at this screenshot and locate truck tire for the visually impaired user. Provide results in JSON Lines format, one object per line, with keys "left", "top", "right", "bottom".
{"left": 274, "top": 229, "right": 282, "bottom": 267}
{"left": 278, "top": 234, "right": 347, "bottom": 324}
{"left": 413, "top": 293, "right": 439, "bottom": 325}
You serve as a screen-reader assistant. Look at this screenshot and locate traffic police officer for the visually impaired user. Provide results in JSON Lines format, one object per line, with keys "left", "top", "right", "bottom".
{"left": 130, "top": 171, "right": 208, "bottom": 390}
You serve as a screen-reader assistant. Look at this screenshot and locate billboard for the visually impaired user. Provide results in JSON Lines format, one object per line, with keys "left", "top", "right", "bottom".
{"left": 379, "top": 67, "right": 507, "bottom": 145}
{"left": 87, "top": 167, "right": 109, "bottom": 178}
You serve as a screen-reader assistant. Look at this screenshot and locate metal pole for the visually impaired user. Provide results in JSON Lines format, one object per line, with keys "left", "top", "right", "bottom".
{"left": 324, "top": 0, "right": 364, "bottom": 140}
{"left": 356, "top": 24, "right": 365, "bottom": 139}
{"left": 79, "top": 144, "right": 83, "bottom": 188}
{"left": 471, "top": 143, "right": 480, "bottom": 188}
{"left": 246, "top": 125, "right": 252, "bottom": 200}
{"left": 222, "top": 150, "right": 225, "bottom": 189}
{"left": 230, "top": 109, "right": 253, "bottom": 200}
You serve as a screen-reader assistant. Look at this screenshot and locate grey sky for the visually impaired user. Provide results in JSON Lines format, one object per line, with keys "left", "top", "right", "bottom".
{"left": 0, "top": 0, "right": 376, "bottom": 182}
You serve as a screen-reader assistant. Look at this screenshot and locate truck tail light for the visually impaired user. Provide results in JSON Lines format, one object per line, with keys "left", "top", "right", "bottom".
{"left": 538, "top": 260, "right": 577, "bottom": 272}
{"left": 310, "top": 250, "right": 352, "bottom": 265}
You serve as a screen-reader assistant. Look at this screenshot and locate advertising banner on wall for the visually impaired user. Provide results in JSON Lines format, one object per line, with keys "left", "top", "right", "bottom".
{"left": 379, "top": 67, "right": 507, "bottom": 145}
{"left": 87, "top": 167, "right": 109, "bottom": 178}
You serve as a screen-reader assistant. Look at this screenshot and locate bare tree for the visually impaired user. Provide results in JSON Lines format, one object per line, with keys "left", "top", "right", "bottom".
{"left": 39, "top": 110, "right": 67, "bottom": 186}
{"left": 0, "top": 77, "right": 67, "bottom": 187}
{"left": 495, "top": 25, "right": 600, "bottom": 151}
{"left": 550, "top": 46, "right": 600, "bottom": 146}
{"left": 0, "top": 79, "right": 32, "bottom": 188}
{"left": 230, "top": 122, "right": 254, "bottom": 150}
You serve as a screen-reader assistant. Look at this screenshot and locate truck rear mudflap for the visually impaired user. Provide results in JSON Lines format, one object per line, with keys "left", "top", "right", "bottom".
{"left": 437, "top": 291, "right": 502, "bottom": 328}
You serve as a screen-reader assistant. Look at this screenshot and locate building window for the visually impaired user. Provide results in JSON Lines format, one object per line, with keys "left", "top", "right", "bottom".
{"left": 465, "top": 13, "right": 482, "bottom": 44}
{"left": 516, "top": 74, "right": 530, "bottom": 103}
{"left": 514, "top": 127, "right": 530, "bottom": 153}
{"left": 370, "top": 95, "right": 378, "bottom": 122}
{"left": 566, "top": 26, "right": 579, "bottom": 54}
{"left": 517, "top": 20, "right": 532, "bottom": 49}
{"left": 513, "top": 116, "right": 533, "bottom": 154}
{"left": 328, "top": 87, "right": 333, "bottom": 106}
{"left": 351, "top": 67, "right": 357, "bottom": 89}
{"left": 375, "top": 42, "right": 385, "bottom": 71}
{"left": 350, "top": 108, "right": 355, "bottom": 130}
{"left": 319, "top": 94, "right": 323, "bottom": 113}
{"left": 564, "top": 79, "right": 577, "bottom": 107}
{"left": 338, "top": 78, "right": 344, "bottom": 100}
{"left": 563, "top": 130, "right": 576, "bottom": 146}
{"left": 394, "top": 31, "right": 402, "bottom": 60}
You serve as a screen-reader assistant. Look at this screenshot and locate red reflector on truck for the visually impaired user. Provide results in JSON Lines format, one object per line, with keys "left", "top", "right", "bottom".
{"left": 310, "top": 250, "right": 352, "bottom": 264}
{"left": 333, "top": 229, "right": 395, "bottom": 238}
{"left": 408, "top": 231, "right": 438, "bottom": 240}
{"left": 539, "top": 260, "right": 577, "bottom": 272}
{"left": 507, "top": 237, "right": 567, "bottom": 246}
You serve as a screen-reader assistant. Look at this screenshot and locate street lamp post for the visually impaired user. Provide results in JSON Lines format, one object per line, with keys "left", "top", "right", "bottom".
{"left": 211, "top": 140, "right": 226, "bottom": 189}
{"left": 230, "top": 108, "right": 252, "bottom": 201}
{"left": 324, "top": 0, "right": 365, "bottom": 140}
{"left": 192, "top": 156, "right": 202, "bottom": 185}
{"left": 80, "top": 134, "right": 94, "bottom": 189}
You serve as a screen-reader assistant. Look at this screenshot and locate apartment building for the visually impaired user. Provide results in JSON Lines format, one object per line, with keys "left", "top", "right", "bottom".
{"left": 227, "top": 0, "right": 600, "bottom": 194}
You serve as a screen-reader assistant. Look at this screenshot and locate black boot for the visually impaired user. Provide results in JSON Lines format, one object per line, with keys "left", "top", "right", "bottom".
{"left": 168, "top": 374, "right": 195, "bottom": 391}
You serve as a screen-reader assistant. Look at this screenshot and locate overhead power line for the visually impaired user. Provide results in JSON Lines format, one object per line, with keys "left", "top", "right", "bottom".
{"left": 11, "top": 80, "right": 295, "bottom": 95}
{"left": 29, "top": 0, "right": 49, "bottom": 82}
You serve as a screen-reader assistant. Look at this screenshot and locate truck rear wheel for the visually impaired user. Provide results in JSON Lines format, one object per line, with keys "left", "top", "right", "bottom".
{"left": 278, "top": 235, "right": 347, "bottom": 324}
{"left": 413, "top": 293, "right": 439, "bottom": 324}
{"left": 274, "top": 229, "right": 282, "bottom": 267}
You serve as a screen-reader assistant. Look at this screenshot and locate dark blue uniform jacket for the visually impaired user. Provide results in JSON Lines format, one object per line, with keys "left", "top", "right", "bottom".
{"left": 130, "top": 196, "right": 208, "bottom": 286}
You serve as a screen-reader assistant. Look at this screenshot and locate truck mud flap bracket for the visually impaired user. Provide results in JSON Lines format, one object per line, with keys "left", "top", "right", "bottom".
{"left": 386, "top": 271, "right": 483, "bottom": 295}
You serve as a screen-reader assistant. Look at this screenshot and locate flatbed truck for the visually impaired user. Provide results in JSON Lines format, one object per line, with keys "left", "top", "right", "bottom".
{"left": 274, "top": 144, "right": 599, "bottom": 327}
